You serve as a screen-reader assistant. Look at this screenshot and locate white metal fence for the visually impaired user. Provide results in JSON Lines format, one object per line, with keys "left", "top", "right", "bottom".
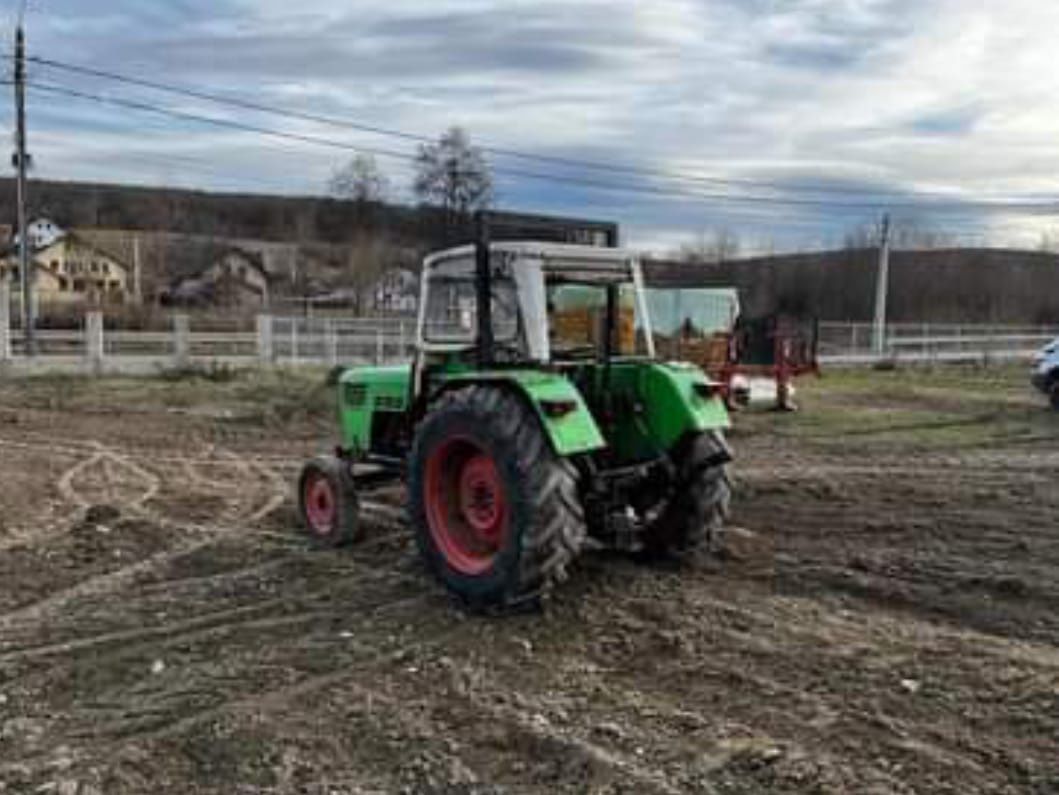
{"left": 818, "top": 322, "right": 1058, "bottom": 365}
{"left": 0, "top": 311, "right": 1054, "bottom": 374}
{"left": 0, "top": 313, "right": 416, "bottom": 374}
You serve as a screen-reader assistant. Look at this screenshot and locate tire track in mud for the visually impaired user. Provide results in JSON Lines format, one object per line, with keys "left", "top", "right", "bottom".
{"left": 0, "top": 595, "right": 461, "bottom": 785}
{"left": 303, "top": 664, "right": 691, "bottom": 795}
{"left": 0, "top": 430, "right": 389, "bottom": 525}
{"left": 0, "top": 430, "right": 310, "bottom": 468}
{"left": 0, "top": 504, "right": 408, "bottom": 651}
{"left": 0, "top": 444, "right": 239, "bottom": 632}
{"left": 0, "top": 433, "right": 309, "bottom": 630}
{"left": 0, "top": 511, "right": 423, "bottom": 649}
{"left": 56, "top": 442, "right": 162, "bottom": 512}
{"left": 546, "top": 584, "right": 1058, "bottom": 791}
{"left": 112, "top": 604, "right": 455, "bottom": 740}
{"left": 0, "top": 550, "right": 432, "bottom": 664}
{"left": 423, "top": 665, "right": 690, "bottom": 795}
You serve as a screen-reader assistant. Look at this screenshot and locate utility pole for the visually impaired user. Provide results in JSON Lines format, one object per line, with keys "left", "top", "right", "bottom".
{"left": 13, "top": 19, "right": 35, "bottom": 356}
{"left": 872, "top": 213, "right": 891, "bottom": 356}
{"left": 133, "top": 234, "right": 143, "bottom": 302}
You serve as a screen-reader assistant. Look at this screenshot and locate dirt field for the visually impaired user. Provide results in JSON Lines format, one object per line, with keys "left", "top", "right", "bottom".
{"left": 0, "top": 366, "right": 1056, "bottom": 794}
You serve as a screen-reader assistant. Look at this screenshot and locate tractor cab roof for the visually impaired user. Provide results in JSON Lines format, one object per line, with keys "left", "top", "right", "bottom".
{"left": 423, "top": 241, "right": 642, "bottom": 284}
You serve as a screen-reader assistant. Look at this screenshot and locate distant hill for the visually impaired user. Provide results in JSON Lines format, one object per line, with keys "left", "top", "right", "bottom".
{"left": 646, "top": 248, "right": 1059, "bottom": 325}
{"left": 0, "top": 178, "right": 616, "bottom": 250}
{"left": 0, "top": 177, "right": 424, "bottom": 245}
{"left": 0, "top": 178, "right": 616, "bottom": 302}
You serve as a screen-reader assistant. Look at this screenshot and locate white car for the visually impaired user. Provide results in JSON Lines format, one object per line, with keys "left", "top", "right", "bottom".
{"left": 1031, "top": 338, "right": 1059, "bottom": 409}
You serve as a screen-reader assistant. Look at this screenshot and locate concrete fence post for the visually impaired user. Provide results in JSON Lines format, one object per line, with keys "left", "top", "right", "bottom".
{"left": 256, "top": 314, "right": 274, "bottom": 365}
{"left": 85, "top": 311, "right": 105, "bottom": 374}
{"left": 173, "top": 314, "right": 190, "bottom": 367}
{"left": 327, "top": 319, "right": 339, "bottom": 367}
{"left": 0, "top": 281, "right": 10, "bottom": 361}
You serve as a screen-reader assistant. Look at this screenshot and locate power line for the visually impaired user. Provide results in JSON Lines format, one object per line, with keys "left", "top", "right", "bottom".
{"left": 25, "top": 54, "right": 1059, "bottom": 207}
{"left": 23, "top": 79, "right": 1059, "bottom": 216}
{"left": 26, "top": 80, "right": 423, "bottom": 161}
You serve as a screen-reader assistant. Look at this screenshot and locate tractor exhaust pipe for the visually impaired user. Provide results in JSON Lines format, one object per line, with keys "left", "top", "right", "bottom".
{"left": 474, "top": 211, "right": 494, "bottom": 368}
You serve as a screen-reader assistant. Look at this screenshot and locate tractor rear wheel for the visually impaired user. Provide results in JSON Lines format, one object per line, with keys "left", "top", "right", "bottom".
{"left": 408, "top": 386, "right": 586, "bottom": 610}
{"left": 297, "top": 456, "right": 361, "bottom": 548}
{"left": 641, "top": 431, "right": 732, "bottom": 559}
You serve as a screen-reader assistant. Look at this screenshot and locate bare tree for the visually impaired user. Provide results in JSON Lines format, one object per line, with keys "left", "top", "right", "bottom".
{"left": 328, "top": 154, "right": 389, "bottom": 203}
{"left": 891, "top": 217, "right": 953, "bottom": 249}
{"left": 845, "top": 217, "right": 953, "bottom": 251}
{"left": 843, "top": 223, "right": 879, "bottom": 250}
{"left": 343, "top": 234, "right": 401, "bottom": 315}
{"left": 679, "top": 228, "right": 740, "bottom": 264}
{"left": 413, "top": 127, "right": 493, "bottom": 232}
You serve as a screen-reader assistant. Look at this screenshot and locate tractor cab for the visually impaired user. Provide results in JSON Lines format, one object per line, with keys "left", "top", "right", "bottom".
{"left": 417, "top": 241, "right": 656, "bottom": 368}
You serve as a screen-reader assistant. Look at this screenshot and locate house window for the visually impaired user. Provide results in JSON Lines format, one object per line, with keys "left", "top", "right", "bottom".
{"left": 50, "top": 260, "right": 59, "bottom": 270}
{"left": 73, "top": 279, "right": 85, "bottom": 292}
{"left": 58, "top": 277, "right": 68, "bottom": 291}
{"left": 102, "top": 263, "right": 110, "bottom": 275}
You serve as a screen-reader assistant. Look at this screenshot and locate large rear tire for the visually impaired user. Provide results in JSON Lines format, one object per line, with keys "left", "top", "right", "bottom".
{"left": 408, "top": 386, "right": 586, "bottom": 610}
{"left": 641, "top": 431, "right": 732, "bottom": 559}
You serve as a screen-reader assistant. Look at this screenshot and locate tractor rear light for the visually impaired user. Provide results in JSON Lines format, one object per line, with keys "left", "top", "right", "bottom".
{"left": 694, "top": 382, "right": 723, "bottom": 400}
{"left": 539, "top": 399, "right": 578, "bottom": 418}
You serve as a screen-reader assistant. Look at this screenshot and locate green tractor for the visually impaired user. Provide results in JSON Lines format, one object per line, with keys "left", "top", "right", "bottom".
{"left": 298, "top": 237, "right": 733, "bottom": 609}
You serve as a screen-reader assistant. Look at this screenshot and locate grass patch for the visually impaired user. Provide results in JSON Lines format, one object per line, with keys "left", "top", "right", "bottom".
{"left": 742, "top": 364, "right": 1056, "bottom": 451}
{"left": 0, "top": 366, "right": 336, "bottom": 425}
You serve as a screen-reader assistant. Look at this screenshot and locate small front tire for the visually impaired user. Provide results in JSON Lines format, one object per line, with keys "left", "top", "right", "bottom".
{"left": 297, "top": 456, "right": 361, "bottom": 548}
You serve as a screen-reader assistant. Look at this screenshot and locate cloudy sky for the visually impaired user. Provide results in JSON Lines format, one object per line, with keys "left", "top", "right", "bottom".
{"left": 9, "top": 0, "right": 1059, "bottom": 252}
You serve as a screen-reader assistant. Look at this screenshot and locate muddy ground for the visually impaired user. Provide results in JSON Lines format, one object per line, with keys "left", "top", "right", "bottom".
{"left": 0, "top": 366, "right": 1056, "bottom": 794}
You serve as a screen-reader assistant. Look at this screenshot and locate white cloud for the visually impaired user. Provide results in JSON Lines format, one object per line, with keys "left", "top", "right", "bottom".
{"left": 15, "top": 0, "right": 1059, "bottom": 251}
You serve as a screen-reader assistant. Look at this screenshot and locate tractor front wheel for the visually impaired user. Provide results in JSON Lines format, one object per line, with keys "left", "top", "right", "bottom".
{"left": 408, "top": 386, "right": 585, "bottom": 610}
{"left": 297, "top": 456, "right": 361, "bottom": 548}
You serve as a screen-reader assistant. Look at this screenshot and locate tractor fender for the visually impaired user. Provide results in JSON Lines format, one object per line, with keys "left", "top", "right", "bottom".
{"left": 434, "top": 371, "right": 606, "bottom": 457}
{"left": 638, "top": 363, "right": 731, "bottom": 452}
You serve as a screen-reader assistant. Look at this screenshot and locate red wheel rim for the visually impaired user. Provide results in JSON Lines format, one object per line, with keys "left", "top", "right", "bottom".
{"left": 304, "top": 471, "right": 337, "bottom": 537}
{"left": 424, "top": 437, "right": 508, "bottom": 576}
